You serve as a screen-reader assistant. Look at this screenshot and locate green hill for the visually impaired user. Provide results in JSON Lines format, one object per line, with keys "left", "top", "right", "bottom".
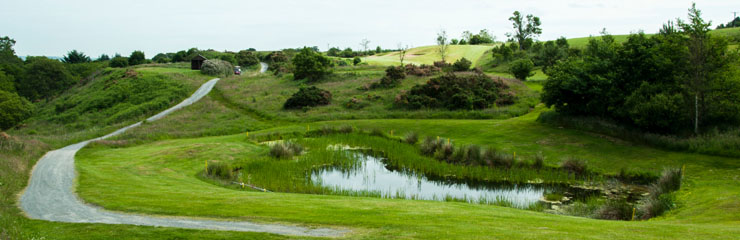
{"left": 363, "top": 44, "right": 495, "bottom": 66}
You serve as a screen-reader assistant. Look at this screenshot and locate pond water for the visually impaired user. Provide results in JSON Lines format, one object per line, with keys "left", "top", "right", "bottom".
{"left": 310, "top": 152, "right": 593, "bottom": 208}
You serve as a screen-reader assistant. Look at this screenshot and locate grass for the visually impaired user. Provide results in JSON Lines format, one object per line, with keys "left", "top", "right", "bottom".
{"left": 69, "top": 104, "right": 740, "bottom": 238}
{"left": 214, "top": 65, "right": 539, "bottom": 122}
{"left": 363, "top": 44, "right": 495, "bottom": 66}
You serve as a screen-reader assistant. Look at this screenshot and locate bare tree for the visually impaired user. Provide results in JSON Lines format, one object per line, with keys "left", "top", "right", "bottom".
{"left": 436, "top": 29, "right": 449, "bottom": 63}
{"left": 678, "top": 3, "right": 712, "bottom": 134}
{"left": 359, "top": 38, "right": 371, "bottom": 56}
{"left": 397, "top": 43, "right": 409, "bottom": 66}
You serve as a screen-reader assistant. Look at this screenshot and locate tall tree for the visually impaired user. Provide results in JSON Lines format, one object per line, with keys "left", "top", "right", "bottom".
{"left": 677, "top": 3, "right": 714, "bottom": 134}
{"left": 436, "top": 29, "right": 449, "bottom": 63}
{"left": 507, "top": 11, "right": 542, "bottom": 50}
{"left": 0, "top": 36, "right": 22, "bottom": 66}
{"left": 62, "top": 50, "right": 91, "bottom": 63}
{"left": 359, "top": 38, "right": 371, "bottom": 56}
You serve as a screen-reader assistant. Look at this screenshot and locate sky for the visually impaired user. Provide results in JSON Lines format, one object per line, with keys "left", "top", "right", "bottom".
{"left": 1, "top": 0, "right": 738, "bottom": 58}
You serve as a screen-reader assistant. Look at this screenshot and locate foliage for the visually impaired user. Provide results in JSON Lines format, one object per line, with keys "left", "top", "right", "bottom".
{"left": 236, "top": 50, "right": 260, "bottom": 66}
{"left": 509, "top": 58, "right": 535, "bottom": 80}
{"left": 0, "top": 90, "right": 34, "bottom": 129}
{"left": 269, "top": 141, "right": 304, "bottom": 159}
{"left": 62, "top": 50, "right": 91, "bottom": 64}
{"left": 371, "top": 66, "right": 406, "bottom": 88}
{"left": 292, "top": 47, "right": 333, "bottom": 82}
{"left": 452, "top": 57, "right": 472, "bottom": 71}
{"left": 508, "top": 11, "right": 542, "bottom": 50}
{"left": 152, "top": 53, "right": 170, "bottom": 63}
{"left": 353, "top": 56, "right": 361, "bottom": 66}
{"left": 200, "top": 59, "right": 234, "bottom": 77}
{"left": 460, "top": 30, "right": 495, "bottom": 45}
{"left": 396, "top": 73, "right": 507, "bottom": 110}
{"left": 96, "top": 54, "right": 110, "bottom": 62}
{"left": 110, "top": 56, "right": 129, "bottom": 68}
{"left": 128, "top": 51, "right": 146, "bottom": 66}
{"left": 283, "top": 86, "right": 332, "bottom": 109}
{"left": 17, "top": 57, "right": 74, "bottom": 101}
{"left": 437, "top": 29, "right": 450, "bottom": 62}
{"left": 206, "top": 162, "right": 233, "bottom": 180}
{"left": 0, "top": 69, "right": 15, "bottom": 92}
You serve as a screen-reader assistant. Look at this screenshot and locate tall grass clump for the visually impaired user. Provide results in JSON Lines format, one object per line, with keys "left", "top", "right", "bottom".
{"left": 206, "top": 162, "right": 233, "bottom": 180}
{"left": 420, "top": 136, "right": 443, "bottom": 155}
{"left": 269, "top": 141, "right": 304, "bottom": 159}
{"left": 637, "top": 167, "right": 682, "bottom": 219}
{"left": 595, "top": 199, "right": 633, "bottom": 220}
{"left": 404, "top": 131, "right": 419, "bottom": 145}
{"left": 561, "top": 157, "right": 588, "bottom": 175}
{"left": 532, "top": 152, "right": 544, "bottom": 170}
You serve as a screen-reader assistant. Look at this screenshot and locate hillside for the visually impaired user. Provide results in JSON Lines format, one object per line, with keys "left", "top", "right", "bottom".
{"left": 363, "top": 44, "right": 494, "bottom": 66}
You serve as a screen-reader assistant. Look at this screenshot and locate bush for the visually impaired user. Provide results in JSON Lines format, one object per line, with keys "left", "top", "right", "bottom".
{"left": 17, "top": 57, "right": 75, "bottom": 101}
{"left": 452, "top": 58, "right": 472, "bottom": 71}
{"left": 595, "top": 200, "right": 633, "bottom": 220}
{"left": 283, "top": 86, "right": 331, "bottom": 109}
{"left": 395, "top": 73, "right": 507, "bottom": 110}
{"left": 200, "top": 59, "right": 234, "bottom": 77}
{"left": 405, "top": 64, "right": 440, "bottom": 76}
{"left": 638, "top": 193, "right": 674, "bottom": 220}
{"left": 353, "top": 56, "right": 361, "bottom": 66}
{"left": 269, "top": 141, "right": 303, "bottom": 159}
{"left": 206, "top": 162, "right": 233, "bottom": 180}
{"left": 652, "top": 168, "right": 682, "bottom": 196}
{"left": 509, "top": 58, "right": 535, "bottom": 80}
{"left": 371, "top": 66, "right": 406, "bottom": 88}
{"left": 236, "top": 50, "right": 260, "bottom": 66}
{"left": 292, "top": 47, "right": 333, "bottom": 82}
{"left": 128, "top": 51, "right": 146, "bottom": 66}
{"left": 110, "top": 57, "right": 129, "bottom": 68}
{"left": 404, "top": 132, "right": 419, "bottom": 144}
{"left": 560, "top": 157, "right": 587, "bottom": 175}
{"left": 0, "top": 90, "right": 34, "bottom": 130}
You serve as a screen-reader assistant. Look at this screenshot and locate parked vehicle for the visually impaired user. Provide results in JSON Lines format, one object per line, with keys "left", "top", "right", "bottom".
{"left": 234, "top": 66, "right": 242, "bottom": 75}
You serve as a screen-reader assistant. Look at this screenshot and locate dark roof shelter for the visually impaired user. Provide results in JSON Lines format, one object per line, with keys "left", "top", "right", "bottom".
{"left": 191, "top": 55, "right": 207, "bottom": 70}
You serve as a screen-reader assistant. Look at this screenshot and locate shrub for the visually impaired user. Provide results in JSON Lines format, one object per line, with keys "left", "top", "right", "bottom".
{"left": 236, "top": 50, "right": 260, "bottom": 66}
{"left": 533, "top": 152, "right": 544, "bottom": 169}
{"left": 396, "top": 73, "right": 507, "bottom": 110}
{"left": 128, "top": 50, "right": 146, "bottom": 66}
{"left": 371, "top": 66, "right": 406, "bottom": 88}
{"left": 110, "top": 56, "right": 129, "bottom": 68}
{"left": 405, "top": 64, "right": 440, "bottom": 76}
{"left": 283, "top": 86, "right": 332, "bottom": 109}
{"left": 206, "top": 162, "right": 233, "bottom": 180}
{"left": 421, "top": 136, "right": 443, "bottom": 155}
{"left": 17, "top": 57, "right": 75, "bottom": 101}
{"left": 269, "top": 141, "right": 304, "bottom": 159}
{"left": 509, "top": 58, "right": 535, "bottom": 80}
{"left": 292, "top": 47, "right": 333, "bottom": 82}
{"left": 344, "top": 97, "right": 368, "bottom": 109}
{"left": 560, "top": 157, "right": 587, "bottom": 175}
{"left": 452, "top": 57, "right": 472, "bottom": 71}
{"left": 353, "top": 56, "right": 361, "bottom": 66}
{"left": 404, "top": 132, "right": 419, "bottom": 144}
{"left": 0, "top": 90, "right": 34, "bottom": 130}
{"left": 595, "top": 199, "right": 633, "bottom": 220}
{"left": 638, "top": 193, "right": 675, "bottom": 220}
{"left": 200, "top": 59, "right": 234, "bottom": 77}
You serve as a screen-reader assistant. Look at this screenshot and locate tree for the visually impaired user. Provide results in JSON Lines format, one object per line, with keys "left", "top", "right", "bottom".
{"left": 0, "top": 36, "right": 22, "bottom": 66}
{"left": 172, "top": 50, "right": 188, "bottom": 62}
{"left": 436, "top": 29, "right": 449, "bottom": 63}
{"left": 96, "top": 54, "right": 110, "bottom": 61}
{"left": 359, "top": 38, "right": 371, "bottom": 56}
{"left": 0, "top": 69, "right": 15, "bottom": 92}
{"left": 340, "top": 48, "right": 355, "bottom": 58}
{"left": 62, "top": 50, "right": 91, "bottom": 64}
{"left": 152, "top": 53, "right": 170, "bottom": 63}
{"left": 128, "top": 51, "right": 146, "bottom": 65}
{"left": 110, "top": 56, "right": 129, "bottom": 68}
{"left": 469, "top": 29, "right": 495, "bottom": 45}
{"left": 397, "top": 43, "right": 409, "bottom": 66}
{"left": 678, "top": 3, "right": 719, "bottom": 134}
{"left": 0, "top": 90, "right": 34, "bottom": 130}
{"left": 353, "top": 56, "right": 361, "bottom": 66}
{"left": 507, "top": 11, "right": 542, "bottom": 50}
{"left": 509, "top": 58, "right": 535, "bottom": 81}
{"left": 376, "top": 46, "right": 382, "bottom": 54}
{"left": 17, "top": 57, "right": 74, "bottom": 101}
{"left": 292, "top": 47, "right": 333, "bottom": 82}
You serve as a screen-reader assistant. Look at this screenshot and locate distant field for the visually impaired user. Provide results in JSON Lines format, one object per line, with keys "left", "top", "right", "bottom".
{"left": 567, "top": 27, "right": 740, "bottom": 48}
{"left": 363, "top": 44, "right": 495, "bottom": 66}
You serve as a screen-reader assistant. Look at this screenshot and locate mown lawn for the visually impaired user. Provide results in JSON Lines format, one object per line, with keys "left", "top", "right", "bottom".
{"left": 75, "top": 106, "right": 740, "bottom": 239}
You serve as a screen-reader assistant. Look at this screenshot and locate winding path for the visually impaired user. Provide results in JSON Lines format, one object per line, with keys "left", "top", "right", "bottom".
{"left": 19, "top": 77, "right": 345, "bottom": 237}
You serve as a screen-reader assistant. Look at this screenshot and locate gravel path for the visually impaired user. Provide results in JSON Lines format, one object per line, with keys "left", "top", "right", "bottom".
{"left": 19, "top": 78, "right": 345, "bottom": 237}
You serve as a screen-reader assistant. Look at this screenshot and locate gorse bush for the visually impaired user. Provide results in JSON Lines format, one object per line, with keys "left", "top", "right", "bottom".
{"left": 283, "top": 86, "right": 332, "bottom": 109}
{"left": 509, "top": 58, "right": 535, "bottom": 80}
{"left": 110, "top": 56, "right": 129, "bottom": 68}
{"left": 452, "top": 57, "right": 472, "bottom": 71}
{"left": 395, "top": 73, "right": 508, "bottom": 110}
{"left": 269, "top": 141, "right": 304, "bottom": 159}
{"left": 0, "top": 90, "right": 34, "bottom": 130}
{"left": 292, "top": 47, "right": 333, "bottom": 82}
{"left": 371, "top": 66, "right": 406, "bottom": 88}
{"left": 200, "top": 59, "right": 234, "bottom": 77}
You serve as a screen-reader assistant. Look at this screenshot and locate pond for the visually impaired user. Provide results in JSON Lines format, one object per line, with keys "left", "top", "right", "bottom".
{"left": 310, "top": 152, "right": 599, "bottom": 208}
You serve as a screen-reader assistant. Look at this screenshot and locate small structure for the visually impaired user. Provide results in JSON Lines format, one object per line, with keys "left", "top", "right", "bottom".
{"left": 191, "top": 55, "right": 207, "bottom": 70}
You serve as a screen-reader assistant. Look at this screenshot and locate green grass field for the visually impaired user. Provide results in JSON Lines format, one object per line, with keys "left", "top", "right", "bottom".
{"left": 363, "top": 44, "right": 495, "bottom": 66}
{"left": 74, "top": 106, "right": 740, "bottom": 239}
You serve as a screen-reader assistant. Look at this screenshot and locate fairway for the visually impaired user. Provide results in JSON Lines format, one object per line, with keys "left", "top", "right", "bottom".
{"left": 364, "top": 45, "right": 495, "bottom": 66}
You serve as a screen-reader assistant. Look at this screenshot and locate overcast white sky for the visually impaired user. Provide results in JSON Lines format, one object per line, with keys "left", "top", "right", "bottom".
{"left": 1, "top": 0, "right": 738, "bottom": 57}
